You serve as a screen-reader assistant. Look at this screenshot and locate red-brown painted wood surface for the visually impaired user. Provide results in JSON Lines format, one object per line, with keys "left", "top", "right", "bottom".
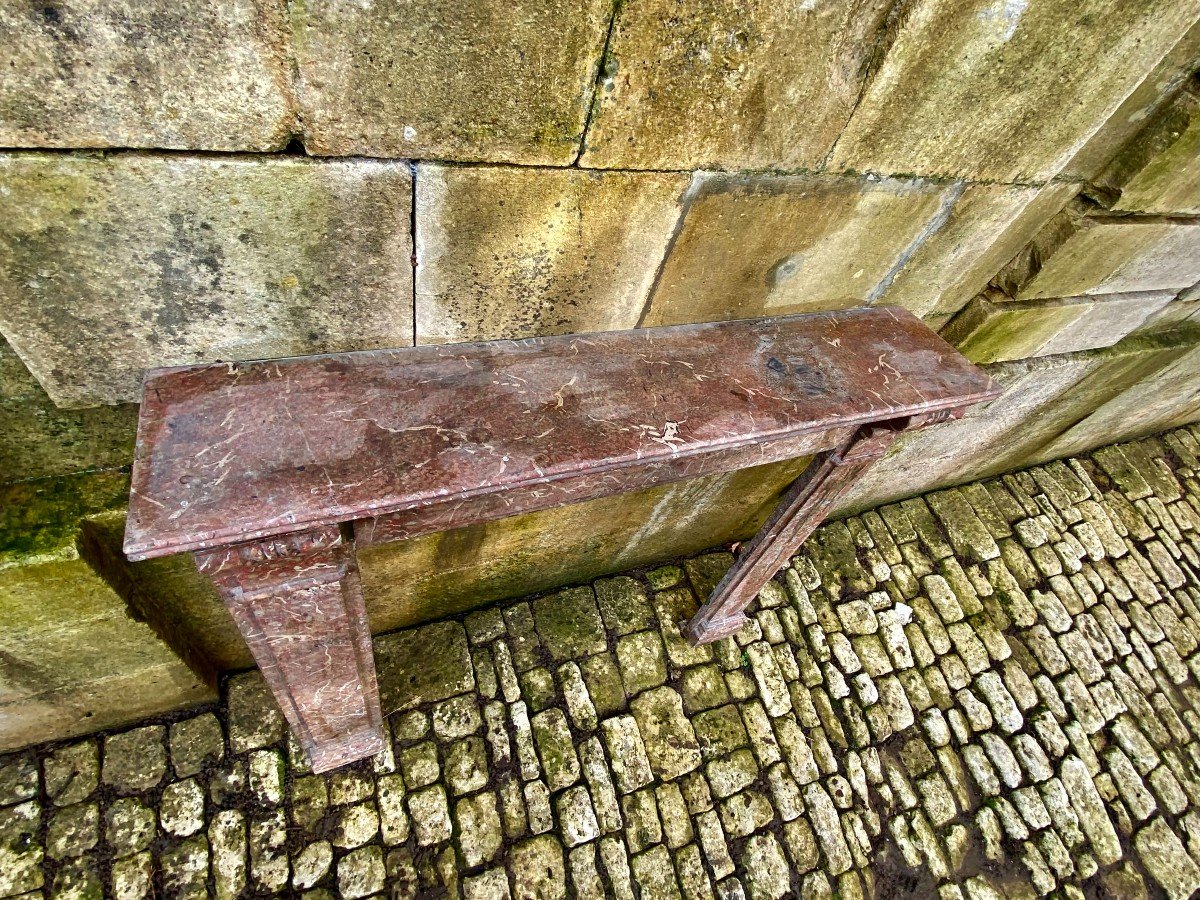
{"left": 124, "top": 307, "right": 998, "bottom": 561}
{"left": 196, "top": 526, "right": 384, "bottom": 772}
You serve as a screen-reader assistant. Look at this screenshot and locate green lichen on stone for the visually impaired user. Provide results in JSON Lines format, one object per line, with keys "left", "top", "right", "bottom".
{"left": 0, "top": 336, "right": 137, "bottom": 484}
{"left": 376, "top": 622, "right": 475, "bottom": 714}
{"left": 0, "top": 470, "right": 129, "bottom": 568}
{"left": 532, "top": 587, "right": 606, "bottom": 662}
{"left": 1104, "top": 84, "right": 1200, "bottom": 215}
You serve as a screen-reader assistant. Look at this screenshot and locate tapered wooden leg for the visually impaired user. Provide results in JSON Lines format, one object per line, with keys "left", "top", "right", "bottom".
{"left": 685, "top": 423, "right": 904, "bottom": 645}
{"left": 195, "top": 525, "right": 384, "bottom": 772}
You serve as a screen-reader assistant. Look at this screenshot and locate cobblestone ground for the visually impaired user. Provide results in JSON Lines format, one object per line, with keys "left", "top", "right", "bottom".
{"left": 6, "top": 427, "right": 1200, "bottom": 899}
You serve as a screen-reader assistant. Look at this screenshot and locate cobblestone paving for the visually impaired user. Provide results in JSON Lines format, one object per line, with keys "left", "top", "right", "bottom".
{"left": 6, "top": 426, "right": 1200, "bottom": 899}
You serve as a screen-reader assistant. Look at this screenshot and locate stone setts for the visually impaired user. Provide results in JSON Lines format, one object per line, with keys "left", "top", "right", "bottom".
{"left": 4, "top": 426, "right": 1200, "bottom": 897}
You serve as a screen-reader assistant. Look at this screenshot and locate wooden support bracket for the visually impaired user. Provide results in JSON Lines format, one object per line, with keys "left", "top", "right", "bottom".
{"left": 195, "top": 525, "right": 384, "bottom": 773}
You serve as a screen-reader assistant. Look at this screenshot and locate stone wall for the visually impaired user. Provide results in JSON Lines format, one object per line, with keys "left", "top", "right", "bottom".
{"left": 5, "top": 426, "right": 1200, "bottom": 898}
{"left": 2, "top": 1, "right": 1200, "bottom": 738}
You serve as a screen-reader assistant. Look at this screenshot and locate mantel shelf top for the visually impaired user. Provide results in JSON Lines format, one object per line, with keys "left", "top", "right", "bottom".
{"left": 124, "top": 307, "right": 999, "bottom": 560}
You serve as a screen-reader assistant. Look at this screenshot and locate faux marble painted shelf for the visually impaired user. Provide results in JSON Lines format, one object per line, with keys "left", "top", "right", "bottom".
{"left": 123, "top": 307, "right": 999, "bottom": 770}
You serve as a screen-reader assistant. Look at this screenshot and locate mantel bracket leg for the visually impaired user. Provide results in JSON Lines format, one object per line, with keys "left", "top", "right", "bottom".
{"left": 685, "top": 414, "right": 950, "bottom": 645}
{"left": 195, "top": 525, "right": 384, "bottom": 772}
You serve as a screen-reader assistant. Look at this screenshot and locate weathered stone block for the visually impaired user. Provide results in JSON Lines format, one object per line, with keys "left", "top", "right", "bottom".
{"left": 1097, "top": 84, "right": 1200, "bottom": 215}
{"left": 376, "top": 622, "right": 474, "bottom": 713}
{"left": 0, "top": 154, "right": 413, "bottom": 408}
{"left": 998, "top": 203, "right": 1200, "bottom": 300}
{"left": 415, "top": 164, "right": 686, "bottom": 344}
{"left": 1062, "top": 19, "right": 1200, "bottom": 180}
{"left": 942, "top": 292, "right": 1174, "bottom": 363}
{"left": 0, "top": 473, "right": 213, "bottom": 751}
{"left": 0, "top": 0, "right": 294, "bottom": 150}
{"left": 1136, "top": 296, "right": 1200, "bottom": 335}
{"left": 828, "top": 0, "right": 1200, "bottom": 182}
{"left": 0, "top": 337, "right": 136, "bottom": 483}
{"left": 643, "top": 173, "right": 959, "bottom": 327}
{"left": 836, "top": 329, "right": 1200, "bottom": 513}
{"left": 578, "top": 0, "right": 892, "bottom": 170}
{"left": 1038, "top": 339, "right": 1200, "bottom": 461}
{"left": 883, "top": 183, "right": 1078, "bottom": 327}
{"left": 292, "top": 0, "right": 610, "bottom": 163}
{"left": 358, "top": 457, "right": 809, "bottom": 633}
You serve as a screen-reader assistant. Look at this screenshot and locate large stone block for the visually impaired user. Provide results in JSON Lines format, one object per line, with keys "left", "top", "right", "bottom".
{"left": 0, "top": 154, "right": 413, "bottom": 408}
{"left": 577, "top": 0, "right": 892, "bottom": 170}
{"left": 827, "top": 0, "right": 1200, "bottom": 182}
{"left": 1137, "top": 295, "right": 1200, "bottom": 335}
{"left": 415, "top": 165, "right": 687, "bottom": 344}
{"left": 1096, "top": 84, "right": 1200, "bottom": 215}
{"left": 942, "top": 292, "right": 1174, "bottom": 364}
{"left": 0, "top": 0, "right": 294, "bottom": 150}
{"left": 292, "top": 0, "right": 610, "bottom": 163}
{"left": 642, "top": 173, "right": 948, "bottom": 326}
{"left": 641, "top": 173, "right": 1061, "bottom": 328}
{"left": 1039, "top": 339, "right": 1200, "bottom": 461}
{"left": 998, "top": 204, "right": 1200, "bottom": 300}
{"left": 357, "top": 457, "right": 809, "bottom": 632}
{"left": 1062, "top": 18, "right": 1200, "bottom": 180}
{"left": 837, "top": 329, "right": 1200, "bottom": 512}
{"left": 1, "top": 337, "right": 136, "bottom": 483}
{"left": 880, "top": 182, "right": 1077, "bottom": 327}
{"left": 0, "top": 474, "right": 213, "bottom": 751}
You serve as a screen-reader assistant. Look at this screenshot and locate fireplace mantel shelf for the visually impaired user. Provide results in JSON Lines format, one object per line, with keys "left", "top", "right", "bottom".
{"left": 124, "top": 307, "right": 999, "bottom": 771}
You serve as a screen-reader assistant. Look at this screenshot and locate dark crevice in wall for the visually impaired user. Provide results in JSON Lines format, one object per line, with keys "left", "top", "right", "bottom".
{"left": 0, "top": 144, "right": 1053, "bottom": 190}
{"left": 573, "top": 0, "right": 624, "bottom": 167}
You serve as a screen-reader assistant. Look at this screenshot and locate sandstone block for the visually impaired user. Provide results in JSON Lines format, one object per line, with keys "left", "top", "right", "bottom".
{"left": 0, "top": 0, "right": 293, "bottom": 150}
{"left": 0, "top": 154, "right": 413, "bottom": 408}
{"left": 881, "top": 183, "right": 1077, "bottom": 327}
{"left": 415, "top": 164, "right": 686, "bottom": 345}
{"left": 0, "top": 338, "right": 137, "bottom": 482}
{"left": 998, "top": 203, "right": 1200, "bottom": 300}
{"left": 578, "top": 0, "right": 892, "bottom": 170}
{"left": 358, "top": 456, "right": 808, "bottom": 633}
{"left": 1062, "top": 19, "right": 1200, "bottom": 180}
{"left": 293, "top": 0, "right": 610, "bottom": 163}
{"left": 942, "top": 292, "right": 1174, "bottom": 363}
{"left": 828, "top": 0, "right": 1200, "bottom": 182}
{"left": 1097, "top": 84, "right": 1200, "bottom": 215}
{"left": 1136, "top": 297, "right": 1200, "bottom": 336}
{"left": 0, "top": 473, "right": 213, "bottom": 751}
{"left": 643, "top": 173, "right": 956, "bottom": 327}
{"left": 836, "top": 330, "right": 1200, "bottom": 513}
{"left": 1038, "top": 337, "right": 1200, "bottom": 461}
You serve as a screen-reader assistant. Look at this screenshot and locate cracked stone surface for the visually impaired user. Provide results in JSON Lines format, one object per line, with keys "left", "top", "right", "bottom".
{"left": 3, "top": 427, "right": 1200, "bottom": 897}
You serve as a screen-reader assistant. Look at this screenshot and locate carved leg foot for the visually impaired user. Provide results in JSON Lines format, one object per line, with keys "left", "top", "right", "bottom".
{"left": 686, "top": 423, "right": 903, "bottom": 645}
{"left": 196, "top": 525, "right": 384, "bottom": 772}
